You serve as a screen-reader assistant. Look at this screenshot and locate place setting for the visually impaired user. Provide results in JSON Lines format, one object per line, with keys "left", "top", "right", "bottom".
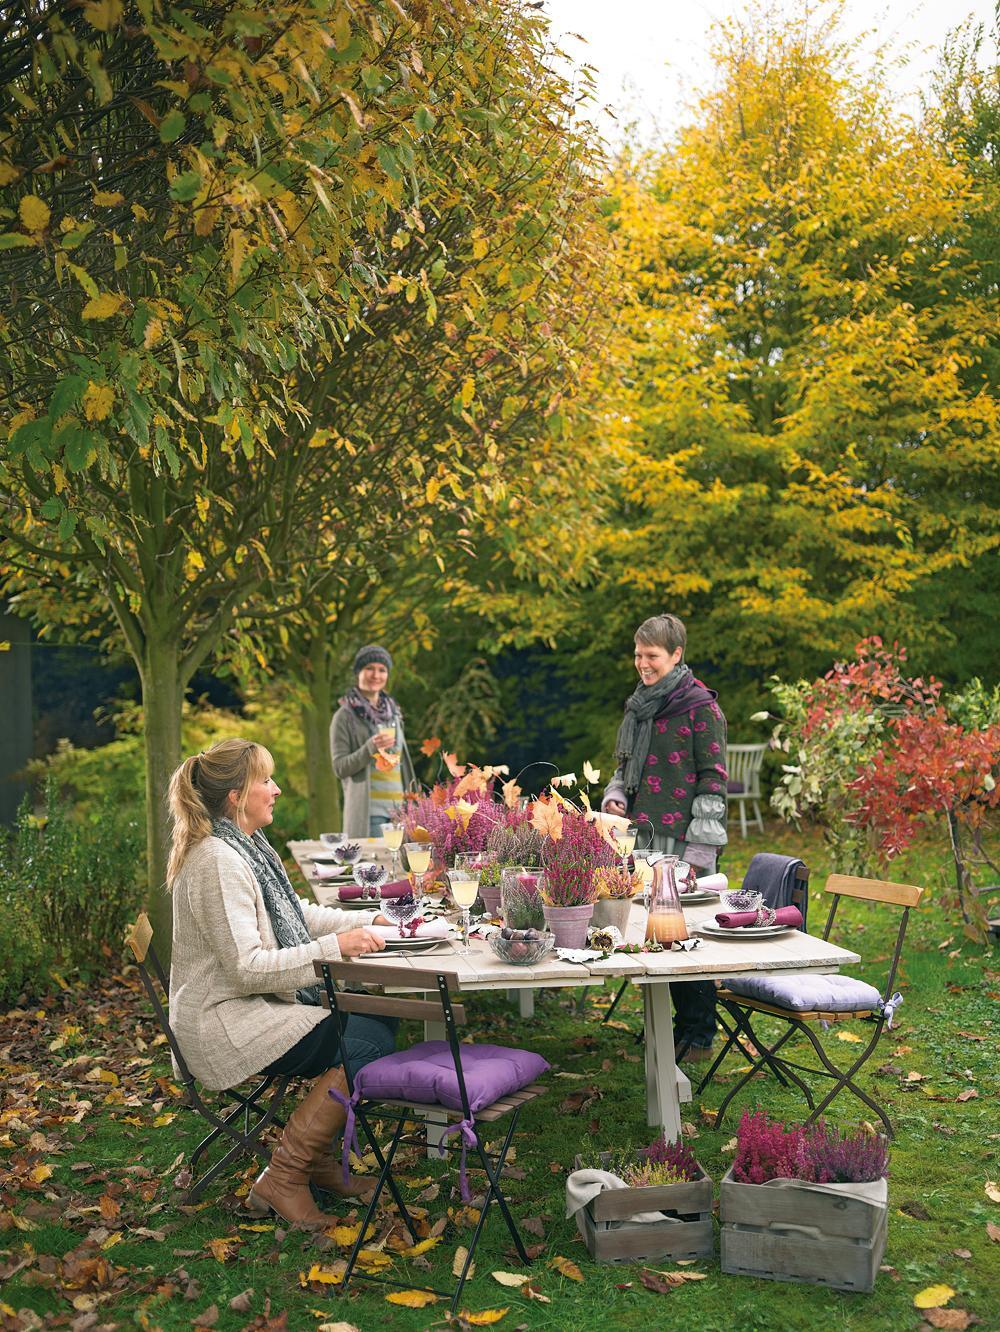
{"left": 694, "top": 889, "right": 803, "bottom": 940}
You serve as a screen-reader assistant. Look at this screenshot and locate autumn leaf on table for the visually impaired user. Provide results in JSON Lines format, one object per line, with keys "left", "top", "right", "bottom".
{"left": 420, "top": 736, "right": 442, "bottom": 757}
{"left": 530, "top": 799, "right": 563, "bottom": 841}
{"left": 374, "top": 750, "right": 401, "bottom": 772}
{"left": 502, "top": 778, "right": 523, "bottom": 809}
{"left": 443, "top": 751, "right": 467, "bottom": 778}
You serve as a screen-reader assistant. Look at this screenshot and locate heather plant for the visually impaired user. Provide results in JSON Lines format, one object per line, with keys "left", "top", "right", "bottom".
{"left": 585, "top": 1133, "right": 700, "bottom": 1187}
{"left": 539, "top": 810, "right": 617, "bottom": 907}
{"left": 732, "top": 1110, "right": 888, "bottom": 1184}
{"left": 593, "top": 865, "right": 639, "bottom": 900}
{"left": 399, "top": 780, "right": 505, "bottom": 867}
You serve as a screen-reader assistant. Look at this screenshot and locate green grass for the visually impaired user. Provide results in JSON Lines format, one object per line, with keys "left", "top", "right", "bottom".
{"left": 1, "top": 821, "right": 998, "bottom": 1330}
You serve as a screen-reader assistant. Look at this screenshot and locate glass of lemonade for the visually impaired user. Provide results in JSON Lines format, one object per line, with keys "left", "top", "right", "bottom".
{"left": 446, "top": 869, "right": 481, "bottom": 950}
{"left": 612, "top": 822, "right": 639, "bottom": 873}
{"left": 383, "top": 821, "right": 405, "bottom": 877}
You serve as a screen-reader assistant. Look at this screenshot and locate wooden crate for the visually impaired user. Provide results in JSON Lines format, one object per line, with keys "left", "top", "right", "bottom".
{"left": 719, "top": 1167, "right": 888, "bottom": 1293}
{"left": 572, "top": 1154, "right": 713, "bottom": 1264}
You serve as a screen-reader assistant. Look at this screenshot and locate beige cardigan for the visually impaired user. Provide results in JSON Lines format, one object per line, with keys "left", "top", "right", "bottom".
{"left": 169, "top": 836, "right": 376, "bottom": 1090}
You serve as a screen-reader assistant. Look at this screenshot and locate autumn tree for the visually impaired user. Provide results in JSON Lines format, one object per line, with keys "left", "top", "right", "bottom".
{"left": 566, "top": 0, "right": 999, "bottom": 738}
{"left": 0, "top": 1, "right": 612, "bottom": 938}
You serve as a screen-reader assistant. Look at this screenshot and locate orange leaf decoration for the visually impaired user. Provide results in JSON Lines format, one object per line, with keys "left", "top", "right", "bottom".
{"left": 409, "top": 824, "right": 433, "bottom": 843}
{"left": 420, "top": 736, "right": 442, "bottom": 757}
{"left": 374, "top": 750, "right": 401, "bottom": 772}
{"left": 530, "top": 799, "right": 563, "bottom": 841}
{"left": 502, "top": 778, "right": 523, "bottom": 809}
{"left": 443, "top": 751, "right": 467, "bottom": 778}
{"left": 430, "top": 784, "right": 450, "bottom": 808}
{"left": 454, "top": 766, "right": 488, "bottom": 799}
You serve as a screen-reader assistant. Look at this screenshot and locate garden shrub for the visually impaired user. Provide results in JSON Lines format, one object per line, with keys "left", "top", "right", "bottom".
{"left": 0, "top": 780, "right": 143, "bottom": 1003}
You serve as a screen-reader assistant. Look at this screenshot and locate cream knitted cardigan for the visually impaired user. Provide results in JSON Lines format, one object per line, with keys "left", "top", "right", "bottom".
{"left": 168, "top": 836, "right": 377, "bottom": 1090}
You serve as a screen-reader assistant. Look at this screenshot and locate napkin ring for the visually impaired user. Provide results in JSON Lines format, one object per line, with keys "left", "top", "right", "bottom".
{"left": 754, "top": 906, "right": 777, "bottom": 926}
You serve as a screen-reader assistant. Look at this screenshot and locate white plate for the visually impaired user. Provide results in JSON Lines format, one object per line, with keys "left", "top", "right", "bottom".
{"left": 332, "top": 895, "right": 378, "bottom": 909}
{"left": 679, "top": 890, "right": 720, "bottom": 905}
{"left": 696, "top": 922, "right": 793, "bottom": 940}
{"left": 374, "top": 937, "right": 453, "bottom": 954}
{"left": 310, "top": 856, "right": 350, "bottom": 868}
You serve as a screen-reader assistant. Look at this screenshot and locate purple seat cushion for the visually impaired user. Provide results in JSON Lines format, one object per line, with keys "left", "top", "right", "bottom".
{"left": 727, "top": 779, "right": 745, "bottom": 794}
{"left": 353, "top": 1041, "right": 549, "bottom": 1112}
{"left": 723, "top": 972, "right": 882, "bottom": 1012}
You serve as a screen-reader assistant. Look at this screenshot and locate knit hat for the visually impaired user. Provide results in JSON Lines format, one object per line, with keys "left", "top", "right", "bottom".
{"left": 353, "top": 644, "right": 392, "bottom": 675}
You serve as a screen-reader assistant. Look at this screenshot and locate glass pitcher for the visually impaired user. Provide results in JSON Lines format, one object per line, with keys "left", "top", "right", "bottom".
{"left": 645, "top": 854, "right": 689, "bottom": 944}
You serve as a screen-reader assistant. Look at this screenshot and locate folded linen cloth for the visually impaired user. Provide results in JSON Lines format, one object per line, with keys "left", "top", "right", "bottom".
{"left": 715, "top": 905, "right": 803, "bottom": 929}
{"left": 565, "top": 1169, "right": 676, "bottom": 1226}
{"left": 313, "top": 863, "right": 350, "bottom": 880}
{"left": 335, "top": 880, "right": 413, "bottom": 900}
{"left": 682, "top": 872, "right": 728, "bottom": 895}
{"left": 370, "top": 919, "right": 452, "bottom": 940}
{"left": 741, "top": 853, "right": 808, "bottom": 927}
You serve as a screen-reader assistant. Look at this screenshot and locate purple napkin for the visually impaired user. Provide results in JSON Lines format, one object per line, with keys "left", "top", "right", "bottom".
{"left": 714, "top": 905, "right": 803, "bottom": 930}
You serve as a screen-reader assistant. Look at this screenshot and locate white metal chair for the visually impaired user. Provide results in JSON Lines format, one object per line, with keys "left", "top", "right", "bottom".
{"left": 726, "top": 743, "right": 767, "bottom": 837}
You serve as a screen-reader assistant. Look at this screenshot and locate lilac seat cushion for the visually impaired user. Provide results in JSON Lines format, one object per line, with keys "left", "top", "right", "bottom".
{"left": 727, "top": 779, "right": 745, "bottom": 794}
{"left": 723, "top": 972, "right": 882, "bottom": 1012}
{"left": 353, "top": 1041, "right": 549, "bottom": 1112}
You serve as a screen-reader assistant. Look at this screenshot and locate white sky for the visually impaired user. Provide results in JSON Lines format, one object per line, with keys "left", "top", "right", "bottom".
{"left": 541, "top": 0, "right": 999, "bottom": 146}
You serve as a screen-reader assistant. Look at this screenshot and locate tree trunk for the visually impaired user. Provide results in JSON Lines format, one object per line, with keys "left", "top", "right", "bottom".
{"left": 140, "top": 637, "right": 184, "bottom": 956}
{"left": 301, "top": 639, "right": 341, "bottom": 835}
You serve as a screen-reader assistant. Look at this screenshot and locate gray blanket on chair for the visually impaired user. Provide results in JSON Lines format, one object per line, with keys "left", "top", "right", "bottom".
{"left": 741, "top": 853, "right": 807, "bottom": 929}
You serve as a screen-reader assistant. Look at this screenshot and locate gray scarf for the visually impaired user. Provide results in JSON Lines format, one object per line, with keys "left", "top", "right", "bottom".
{"left": 614, "top": 662, "right": 692, "bottom": 796}
{"left": 211, "top": 817, "right": 320, "bottom": 1006}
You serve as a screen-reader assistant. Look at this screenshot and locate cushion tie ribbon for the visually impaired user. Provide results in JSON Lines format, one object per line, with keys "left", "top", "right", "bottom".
{"left": 328, "top": 1083, "right": 362, "bottom": 1186}
{"left": 438, "top": 1118, "right": 478, "bottom": 1201}
{"left": 878, "top": 991, "right": 904, "bottom": 1030}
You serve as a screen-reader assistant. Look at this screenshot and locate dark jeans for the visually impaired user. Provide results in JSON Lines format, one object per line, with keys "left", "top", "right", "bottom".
{"left": 672, "top": 859, "right": 719, "bottom": 1049}
{"left": 263, "top": 1012, "right": 398, "bottom": 1081}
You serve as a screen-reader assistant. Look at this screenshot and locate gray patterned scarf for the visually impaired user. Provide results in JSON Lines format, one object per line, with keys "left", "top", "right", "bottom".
{"left": 614, "top": 662, "right": 692, "bottom": 796}
{"left": 211, "top": 817, "right": 320, "bottom": 1006}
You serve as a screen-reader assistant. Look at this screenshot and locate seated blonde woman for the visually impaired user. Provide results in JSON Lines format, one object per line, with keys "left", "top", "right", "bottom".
{"left": 167, "top": 738, "right": 396, "bottom": 1227}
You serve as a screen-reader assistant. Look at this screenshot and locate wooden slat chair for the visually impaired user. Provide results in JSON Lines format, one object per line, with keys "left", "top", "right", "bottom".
{"left": 314, "top": 958, "right": 546, "bottom": 1313}
{"left": 124, "top": 913, "right": 291, "bottom": 1203}
{"left": 710, "top": 875, "right": 923, "bottom": 1136}
{"left": 726, "top": 743, "right": 768, "bottom": 837}
{"left": 689, "top": 862, "right": 811, "bottom": 1088}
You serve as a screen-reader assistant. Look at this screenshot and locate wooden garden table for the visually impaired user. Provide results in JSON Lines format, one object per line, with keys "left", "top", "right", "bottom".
{"left": 288, "top": 841, "right": 860, "bottom": 1140}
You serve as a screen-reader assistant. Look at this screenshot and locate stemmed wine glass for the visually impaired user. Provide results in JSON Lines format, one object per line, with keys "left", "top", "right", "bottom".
{"left": 633, "top": 852, "right": 656, "bottom": 909}
{"left": 353, "top": 861, "right": 387, "bottom": 901}
{"left": 610, "top": 822, "right": 638, "bottom": 875}
{"left": 383, "top": 821, "right": 405, "bottom": 879}
{"left": 403, "top": 841, "right": 432, "bottom": 898}
{"left": 446, "top": 868, "right": 480, "bottom": 951}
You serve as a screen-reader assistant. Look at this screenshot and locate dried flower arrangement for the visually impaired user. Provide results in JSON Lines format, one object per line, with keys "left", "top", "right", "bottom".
{"left": 732, "top": 1110, "right": 889, "bottom": 1185}
{"left": 586, "top": 1133, "right": 701, "bottom": 1188}
{"left": 593, "top": 865, "right": 640, "bottom": 900}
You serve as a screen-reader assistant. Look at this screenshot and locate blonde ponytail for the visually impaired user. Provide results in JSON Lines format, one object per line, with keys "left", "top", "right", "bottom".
{"left": 166, "top": 739, "right": 273, "bottom": 887}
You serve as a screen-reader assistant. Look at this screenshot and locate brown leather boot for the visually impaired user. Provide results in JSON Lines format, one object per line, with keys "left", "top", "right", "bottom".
{"left": 247, "top": 1067, "right": 347, "bottom": 1227}
{"left": 308, "top": 1068, "right": 375, "bottom": 1201}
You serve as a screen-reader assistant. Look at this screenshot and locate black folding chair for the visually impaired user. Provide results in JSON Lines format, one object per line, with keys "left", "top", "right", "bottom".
{"left": 315, "top": 957, "right": 546, "bottom": 1313}
{"left": 125, "top": 913, "right": 291, "bottom": 1203}
{"left": 710, "top": 874, "right": 923, "bottom": 1136}
{"left": 687, "top": 863, "right": 811, "bottom": 1089}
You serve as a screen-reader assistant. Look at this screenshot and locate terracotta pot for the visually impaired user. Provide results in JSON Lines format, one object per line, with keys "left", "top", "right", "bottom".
{"left": 591, "top": 897, "right": 633, "bottom": 936}
{"left": 479, "top": 882, "right": 503, "bottom": 917}
{"left": 542, "top": 902, "right": 595, "bottom": 949}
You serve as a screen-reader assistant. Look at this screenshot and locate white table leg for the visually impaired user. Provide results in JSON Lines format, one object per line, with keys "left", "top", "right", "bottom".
{"left": 643, "top": 982, "right": 683, "bottom": 1139}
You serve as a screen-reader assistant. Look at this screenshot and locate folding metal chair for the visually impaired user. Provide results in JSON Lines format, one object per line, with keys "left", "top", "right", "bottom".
{"left": 124, "top": 913, "right": 291, "bottom": 1203}
{"left": 687, "top": 862, "right": 810, "bottom": 1086}
{"left": 315, "top": 958, "right": 546, "bottom": 1313}
{"left": 709, "top": 874, "right": 923, "bottom": 1136}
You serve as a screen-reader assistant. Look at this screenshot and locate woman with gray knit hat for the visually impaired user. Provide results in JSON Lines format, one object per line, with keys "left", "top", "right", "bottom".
{"left": 330, "top": 644, "right": 416, "bottom": 837}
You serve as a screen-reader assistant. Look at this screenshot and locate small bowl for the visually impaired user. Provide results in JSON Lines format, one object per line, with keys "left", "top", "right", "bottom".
{"left": 720, "top": 889, "right": 764, "bottom": 913}
{"left": 319, "top": 832, "right": 345, "bottom": 846}
{"left": 488, "top": 929, "right": 555, "bottom": 967}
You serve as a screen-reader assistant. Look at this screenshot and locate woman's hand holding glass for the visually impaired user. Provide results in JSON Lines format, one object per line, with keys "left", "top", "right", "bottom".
{"left": 605, "top": 799, "right": 627, "bottom": 816}
{"left": 337, "top": 927, "right": 386, "bottom": 957}
{"left": 373, "top": 726, "right": 397, "bottom": 751}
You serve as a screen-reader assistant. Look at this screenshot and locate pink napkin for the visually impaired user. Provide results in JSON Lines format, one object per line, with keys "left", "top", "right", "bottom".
{"left": 335, "top": 880, "right": 413, "bottom": 902}
{"left": 313, "top": 863, "right": 349, "bottom": 881}
{"left": 370, "top": 919, "right": 451, "bottom": 940}
{"left": 714, "top": 905, "right": 803, "bottom": 929}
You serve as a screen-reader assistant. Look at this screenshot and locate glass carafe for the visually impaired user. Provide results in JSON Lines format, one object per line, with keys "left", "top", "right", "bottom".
{"left": 645, "top": 854, "right": 689, "bottom": 944}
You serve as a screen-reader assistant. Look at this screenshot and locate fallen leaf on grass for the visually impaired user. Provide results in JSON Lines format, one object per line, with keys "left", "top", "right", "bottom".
{"left": 385, "top": 1289, "right": 438, "bottom": 1306}
{"left": 905, "top": 1071, "right": 926, "bottom": 1083}
{"left": 453, "top": 1246, "right": 474, "bottom": 1279}
{"left": 900, "top": 1201, "right": 932, "bottom": 1220}
{"left": 491, "top": 1271, "right": 529, "bottom": 1288}
{"left": 914, "top": 1285, "right": 956, "bottom": 1308}
{"left": 461, "top": 1310, "right": 509, "bottom": 1325}
{"left": 951, "top": 1249, "right": 972, "bottom": 1260}
{"left": 835, "top": 1031, "right": 863, "bottom": 1043}
{"left": 549, "top": 1255, "right": 583, "bottom": 1282}
{"left": 638, "top": 1269, "right": 675, "bottom": 1294}
{"left": 520, "top": 1216, "right": 544, "bottom": 1238}
{"left": 955, "top": 1089, "right": 978, "bottom": 1102}
{"left": 923, "top": 1309, "right": 972, "bottom": 1329}
{"left": 987, "top": 1222, "right": 1000, "bottom": 1242}
{"left": 205, "top": 1237, "right": 241, "bottom": 1262}
{"left": 229, "top": 1289, "right": 254, "bottom": 1312}
{"left": 401, "top": 1237, "right": 439, "bottom": 1257}
{"left": 301, "top": 1264, "right": 344, "bottom": 1286}
{"left": 316, "top": 1324, "right": 361, "bottom": 1332}
{"left": 985, "top": 1181, "right": 1000, "bottom": 1203}
{"left": 192, "top": 1305, "right": 219, "bottom": 1328}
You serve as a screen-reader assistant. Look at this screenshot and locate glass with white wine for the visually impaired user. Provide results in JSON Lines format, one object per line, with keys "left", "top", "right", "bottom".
{"left": 633, "top": 852, "right": 656, "bottom": 909}
{"left": 446, "top": 868, "right": 480, "bottom": 951}
{"left": 383, "top": 821, "right": 405, "bottom": 877}
{"left": 611, "top": 822, "right": 638, "bottom": 875}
